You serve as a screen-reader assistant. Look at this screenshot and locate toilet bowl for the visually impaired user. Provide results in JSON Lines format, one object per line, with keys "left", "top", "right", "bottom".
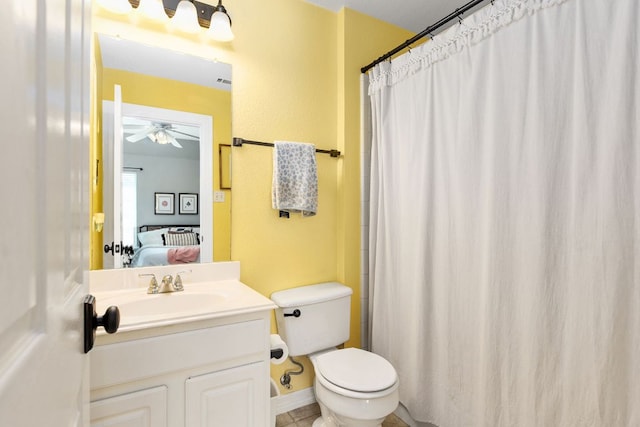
{"left": 310, "top": 348, "right": 399, "bottom": 427}
{"left": 271, "top": 282, "right": 400, "bottom": 427}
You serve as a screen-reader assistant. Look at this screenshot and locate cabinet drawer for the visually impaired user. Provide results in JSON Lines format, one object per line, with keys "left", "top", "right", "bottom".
{"left": 91, "top": 319, "right": 266, "bottom": 389}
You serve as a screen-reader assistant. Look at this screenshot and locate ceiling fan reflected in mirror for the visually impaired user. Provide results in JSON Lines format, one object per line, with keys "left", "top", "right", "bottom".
{"left": 124, "top": 122, "right": 199, "bottom": 148}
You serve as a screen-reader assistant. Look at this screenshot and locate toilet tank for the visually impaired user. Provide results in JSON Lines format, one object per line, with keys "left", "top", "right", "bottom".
{"left": 271, "top": 282, "right": 353, "bottom": 357}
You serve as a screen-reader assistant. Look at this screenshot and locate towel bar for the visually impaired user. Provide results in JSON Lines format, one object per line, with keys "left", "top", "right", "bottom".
{"left": 232, "top": 137, "right": 341, "bottom": 157}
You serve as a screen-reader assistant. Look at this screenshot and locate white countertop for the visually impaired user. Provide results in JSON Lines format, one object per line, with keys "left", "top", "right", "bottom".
{"left": 90, "top": 262, "right": 276, "bottom": 336}
{"left": 95, "top": 279, "right": 276, "bottom": 334}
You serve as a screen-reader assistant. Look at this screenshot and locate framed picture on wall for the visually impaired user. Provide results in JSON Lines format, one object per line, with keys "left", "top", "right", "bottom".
{"left": 179, "top": 193, "right": 198, "bottom": 215}
{"left": 155, "top": 192, "right": 175, "bottom": 215}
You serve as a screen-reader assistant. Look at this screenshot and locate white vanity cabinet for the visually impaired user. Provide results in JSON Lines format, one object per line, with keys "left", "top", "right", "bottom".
{"left": 90, "top": 386, "right": 168, "bottom": 427}
{"left": 90, "top": 311, "right": 272, "bottom": 427}
{"left": 185, "top": 362, "right": 265, "bottom": 426}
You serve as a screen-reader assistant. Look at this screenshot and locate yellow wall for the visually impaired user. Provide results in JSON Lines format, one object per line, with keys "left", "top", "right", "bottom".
{"left": 91, "top": 0, "right": 412, "bottom": 394}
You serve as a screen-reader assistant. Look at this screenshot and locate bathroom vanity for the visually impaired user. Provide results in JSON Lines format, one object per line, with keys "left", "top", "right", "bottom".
{"left": 89, "top": 262, "right": 276, "bottom": 427}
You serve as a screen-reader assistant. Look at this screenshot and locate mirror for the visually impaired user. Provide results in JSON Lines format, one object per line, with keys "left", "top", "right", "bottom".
{"left": 93, "top": 33, "right": 232, "bottom": 269}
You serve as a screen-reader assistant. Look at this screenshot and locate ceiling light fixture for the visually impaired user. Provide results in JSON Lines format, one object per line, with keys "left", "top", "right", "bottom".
{"left": 126, "top": 123, "right": 185, "bottom": 148}
{"left": 109, "top": 0, "right": 235, "bottom": 42}
{"left": 154, "top": 129, "right": 169, "bottom": 144}
{"left": 149, "top": 129, "right": 182, "bottom": 147}
{"left": 207, "top": 0, "right": 234, "bottom": 42}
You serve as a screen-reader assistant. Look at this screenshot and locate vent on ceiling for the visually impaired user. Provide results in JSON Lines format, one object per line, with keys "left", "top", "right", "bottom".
{"left": 217, "top": 78, "right": 232, "bottom": 85}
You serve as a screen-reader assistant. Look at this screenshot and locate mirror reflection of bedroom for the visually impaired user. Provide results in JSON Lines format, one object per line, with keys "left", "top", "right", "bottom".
{"left": 92, "top": 33, "right": 232, "bottom": 270}
{"left": 121, "top": 116, "right": 201, "bottom": 268}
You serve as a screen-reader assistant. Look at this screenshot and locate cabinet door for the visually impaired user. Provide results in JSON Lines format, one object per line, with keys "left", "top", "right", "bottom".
{"left": 90, "top": 386, "right": 168, "bottom": 427}
{"left": 186, "top": 362, "right": 267, "bottom": 427}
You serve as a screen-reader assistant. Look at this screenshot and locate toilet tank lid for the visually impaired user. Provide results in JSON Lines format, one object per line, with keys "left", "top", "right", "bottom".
{"left": 271, "top": 282, "right": 352, "bottom": 308}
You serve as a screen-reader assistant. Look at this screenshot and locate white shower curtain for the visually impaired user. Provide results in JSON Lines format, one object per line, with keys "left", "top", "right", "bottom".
{"left": 368, "top": 0, "right": 640, "bottom": 426}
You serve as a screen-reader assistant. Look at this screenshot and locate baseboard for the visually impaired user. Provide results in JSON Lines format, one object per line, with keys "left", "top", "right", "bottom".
{"left": 272, "top": 387, "right": 316, "bottom": 415}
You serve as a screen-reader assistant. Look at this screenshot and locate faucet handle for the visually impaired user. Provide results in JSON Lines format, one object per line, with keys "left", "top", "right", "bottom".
{"left": 173, "top": 275, "right": 184, "bottom": 291}
{"left": 139, "top": 273, "right": 158, "bottom": 294}
{"left": 174, "top": 269, "right": 191, "bottom": 291}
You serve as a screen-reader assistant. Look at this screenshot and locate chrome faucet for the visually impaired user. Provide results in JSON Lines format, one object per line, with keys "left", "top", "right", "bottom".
{"left": 158, "top": 274, "right": 180, "bottom": 293}
{"left": 139, "top": 273, "right": 184, "bottom": 294}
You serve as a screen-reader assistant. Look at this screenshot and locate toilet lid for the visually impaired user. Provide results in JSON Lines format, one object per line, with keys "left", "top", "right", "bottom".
{"left": 315, "top": 348, "right": 397, "bottom": 393}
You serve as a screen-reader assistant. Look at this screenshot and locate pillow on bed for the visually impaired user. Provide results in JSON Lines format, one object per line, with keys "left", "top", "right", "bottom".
{"left": 162, "top": 231, "right": 200, "bottom": 246}
{"left": 168, "top": 227, "right": 193, "bottom": 233}
{"left": 138, "top": 228, "right": 169, "bottom": 246}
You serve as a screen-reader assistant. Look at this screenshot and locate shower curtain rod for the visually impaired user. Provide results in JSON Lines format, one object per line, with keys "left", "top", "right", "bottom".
{"left": 361, "top": 0, "right": 490, "bottom": 73}
{"left": 232, "top": 137, "right": 341, "bottom": 157}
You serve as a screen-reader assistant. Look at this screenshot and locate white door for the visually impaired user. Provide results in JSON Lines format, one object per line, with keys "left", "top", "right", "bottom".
{"left": 0, "top": 0, "right": 91, "bottom": 426}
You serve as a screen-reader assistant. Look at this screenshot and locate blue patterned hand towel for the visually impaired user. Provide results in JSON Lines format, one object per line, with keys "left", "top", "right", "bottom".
{"left": 272, "top": 141, "right": 318, "bottom": 217}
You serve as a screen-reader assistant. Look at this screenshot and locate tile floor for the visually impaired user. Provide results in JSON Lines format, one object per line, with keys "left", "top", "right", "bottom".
{"left": 275, "top": 402, "right": 408, "bottom": 427}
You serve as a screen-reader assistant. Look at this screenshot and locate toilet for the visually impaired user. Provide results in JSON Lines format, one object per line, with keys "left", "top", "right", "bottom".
{"left": 271, "top": 282, "right": 399, "bottom": 427}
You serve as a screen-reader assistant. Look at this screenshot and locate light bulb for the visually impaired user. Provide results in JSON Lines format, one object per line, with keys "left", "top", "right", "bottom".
{"left": 170, "top": 0, "right": 200, "bottom": 34}
{"left": 137, "top": 0, "right": 167, "bottom": 21}
{"left": 155, "top": 130, "right": 169, "bottom": 144}
{"left": 207, "top": 10, "right": 234, "bottom": 42}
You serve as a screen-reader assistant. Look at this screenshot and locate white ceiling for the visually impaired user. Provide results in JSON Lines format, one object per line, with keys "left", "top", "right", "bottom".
{"left": 304, "top": 0, "right": 489, "bottom": 33}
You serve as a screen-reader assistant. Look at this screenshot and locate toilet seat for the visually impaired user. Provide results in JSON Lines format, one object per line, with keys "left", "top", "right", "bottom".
{"left": 315, "top": 348, "right": 397, "bottom": 393}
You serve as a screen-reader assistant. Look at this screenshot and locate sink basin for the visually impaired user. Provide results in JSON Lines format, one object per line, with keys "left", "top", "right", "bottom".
{"left": 94, "top": 280, "right": 276, "bottom": 333}
{"left": 116, "top": 292, "right": 227, "bottom": 318}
